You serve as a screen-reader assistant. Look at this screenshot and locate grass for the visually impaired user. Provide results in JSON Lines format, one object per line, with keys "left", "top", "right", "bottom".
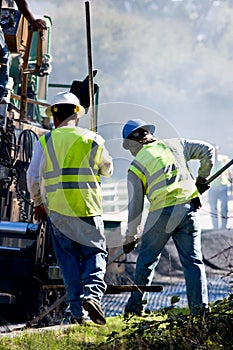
{"left": 0, "top": 295, "right": 232, "bottom": 350}
{"left": 0, "top": 318, "right": 123, "bottom": 350}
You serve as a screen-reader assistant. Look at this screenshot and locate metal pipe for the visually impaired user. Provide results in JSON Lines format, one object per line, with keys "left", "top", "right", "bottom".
{"left": 0, "top": 221, "right": 41, "bottom": 237}
{"left": 0, "top": 221, "right": 28, "bottom": 235}
{"left": 85, "top": 1, "right": 96, "bottom": 132}
{"left": 106, "top": 285, "right": 163, "bottom": 293}
{"left": 11, "top": 93, "right": 50, "bottom": 107}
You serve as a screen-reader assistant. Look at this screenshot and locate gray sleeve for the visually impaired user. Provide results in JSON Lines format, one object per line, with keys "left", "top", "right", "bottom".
{"left": 26, "top": 141, "right": 44, "bottom": 206}
{"left": 93, "top": 133, "right": 113, "bottom": 177}
{"left": 127, "top": 170, "right": 144, "bottom": 236}
{"left": 182, "top": 138, "right": 215, "bottom": 177}
{"left": 99, "top": 145, "right": 113, "bottom": 177}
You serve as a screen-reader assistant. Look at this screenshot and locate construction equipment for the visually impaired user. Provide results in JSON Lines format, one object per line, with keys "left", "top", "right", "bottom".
{"left": 0, "top": 3, "right": 57, "bottom": 325}
{"left": 0, "top": 2, "right": 98, "bottom": 327}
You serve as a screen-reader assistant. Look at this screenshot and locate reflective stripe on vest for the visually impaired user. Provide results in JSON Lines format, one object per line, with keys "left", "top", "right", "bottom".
{"left": 40, "top": 128, "right": 102, "bottom": 217}
{"left": 129, "top": 140, "right": 198, "bottom": 211}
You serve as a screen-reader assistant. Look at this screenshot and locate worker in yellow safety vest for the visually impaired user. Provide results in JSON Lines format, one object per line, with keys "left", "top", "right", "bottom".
{"left": 27, "top": 91, "right": 113, "bottom": 325}
{"left": 207, "top": 145, "right": 232, "bottom": 230}
{"left": 121, "top": 119, "right": 215, "bottom": 316}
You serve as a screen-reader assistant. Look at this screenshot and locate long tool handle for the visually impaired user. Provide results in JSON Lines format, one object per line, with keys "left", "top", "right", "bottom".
{"left": 107, "top": 248, "right": 125, "bottom": 266}
{"left": 205, "top": 158, "right": 233, "bottom": 185}
{"left": 85, "top": 1, "right": 96, "bottom": 132}
{"left": 28, "top": 294, "right": 67, "bottom": 326}
{"left": 106, "top": 285, "right": 163, "bottom": 293}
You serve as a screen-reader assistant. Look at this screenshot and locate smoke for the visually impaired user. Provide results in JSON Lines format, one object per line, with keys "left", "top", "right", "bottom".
{"left": 31, "top": 0, "right": 233, "bottom": 156}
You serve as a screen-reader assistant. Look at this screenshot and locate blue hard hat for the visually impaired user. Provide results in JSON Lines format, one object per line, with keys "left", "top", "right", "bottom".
{"left": 122, "top": 119, "right": 155, "bottom": 139}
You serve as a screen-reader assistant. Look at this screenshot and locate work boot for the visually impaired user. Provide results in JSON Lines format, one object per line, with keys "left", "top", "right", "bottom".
{"left": 62, "top": 315, "right": 86, "bottom": 325}
{"left": 192, "top": 304, "right": 211, "bottom": 317}
{"left": 62, "top": 306, "right": 88, "bottom": 325}
{"left": 83, "top": 298, "right": 106, "bottom": 325}
{"left": 124, "top": 305, "right": 143, "bottom": 318}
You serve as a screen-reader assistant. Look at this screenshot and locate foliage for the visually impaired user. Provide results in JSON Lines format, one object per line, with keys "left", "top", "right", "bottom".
{"left": 0, "top": 295, "right": 232, "bottom": 350}
{"left": 99, "top": 294, "right": 233, "bottom": 350}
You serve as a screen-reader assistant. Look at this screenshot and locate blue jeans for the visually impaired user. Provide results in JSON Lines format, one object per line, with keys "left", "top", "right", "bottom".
{"left": 48, "top": 216, "right": 107, "bottom": 319}
{"left": 126, "top": 203, "right": 209, "bottom": 315}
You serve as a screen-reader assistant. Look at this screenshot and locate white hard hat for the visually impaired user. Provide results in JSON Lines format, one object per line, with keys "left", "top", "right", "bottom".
{"left": 45, "top": 91, "right": 85, "bottom": 118}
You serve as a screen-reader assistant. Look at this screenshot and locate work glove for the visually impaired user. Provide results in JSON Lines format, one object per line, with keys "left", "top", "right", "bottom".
{"left": 34, "top": 204, "right": 48, "bottom": 223}
{"left": 190, "top": 196, "right": 202, "bottom": 210}
{"left": 123, "top": 234, "right": 139, "bottom": 254}
{"left": 195, "top": 177, "right": 210, "bottom": 194}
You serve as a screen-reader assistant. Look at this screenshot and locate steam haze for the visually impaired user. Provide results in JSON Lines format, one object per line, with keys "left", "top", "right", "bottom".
{"left": 30, "top": 0, "right": 233, "bottom": 157}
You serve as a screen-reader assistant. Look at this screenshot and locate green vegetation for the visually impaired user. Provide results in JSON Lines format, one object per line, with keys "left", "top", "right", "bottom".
{"left": 1, "top": 294, "right": 232, "bottom": 350}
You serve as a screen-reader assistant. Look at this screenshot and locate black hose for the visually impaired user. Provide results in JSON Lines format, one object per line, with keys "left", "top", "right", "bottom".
{"left": 17, "top": 129, "right": 38, "bottom": 164}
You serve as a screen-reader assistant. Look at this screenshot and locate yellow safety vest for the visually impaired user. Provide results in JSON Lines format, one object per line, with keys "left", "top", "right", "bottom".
{"left": 40, "top": 128, "right": 103, "bottom": 217}
{"left": 129, "top": 140, "right": 198, "bottom": 211}
{"left": 210, "top": 156, "right": 230, "bottom": 188}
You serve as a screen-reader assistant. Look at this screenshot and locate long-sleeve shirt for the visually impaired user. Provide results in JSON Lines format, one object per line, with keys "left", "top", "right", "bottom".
{"left": 127, "top": 138, "right": 215, "bottom": 236}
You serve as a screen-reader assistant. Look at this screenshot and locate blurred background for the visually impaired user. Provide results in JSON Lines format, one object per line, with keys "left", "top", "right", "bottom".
{"left": 30, "top": 0, "right": 233, "bottom": 156}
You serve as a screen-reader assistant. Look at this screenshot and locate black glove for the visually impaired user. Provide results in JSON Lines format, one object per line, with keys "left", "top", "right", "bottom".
{"left": 195, "top": 177, "right": 210, "bottom": 194}
{"left": 190, "top": 196, "right": 202, "bottom": 210}
{"left": 123, "top": 235, "right": 139, "bottom": 254}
